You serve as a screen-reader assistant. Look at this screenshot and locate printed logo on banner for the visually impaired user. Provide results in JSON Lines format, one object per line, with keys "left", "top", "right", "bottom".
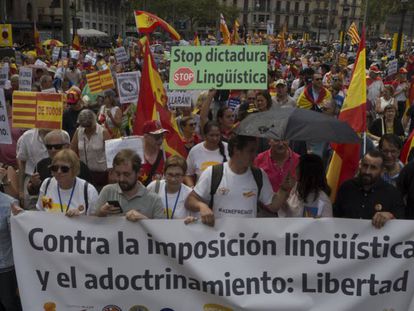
{"left": 173, "top": 67, "right": 194, "bottom": 87}
{"left": 43, "top": 301, "right": 56, "bottom": 311}
{"left": 116, "top": 71, "right": 140, "bottom": 104}
{"left": 203, "top": 303, "right": 233, "bottom": 311}
{"left": 102, "top": 305, "right": 121, "bottom": 311}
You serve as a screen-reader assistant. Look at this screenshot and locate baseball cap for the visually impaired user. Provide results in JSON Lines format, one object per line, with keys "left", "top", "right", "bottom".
{"left": 66, "top": 86, "right": 81, "bottom": 104}
{"left": 369, "top": 65, "right": 381, "bottom": 73}
{"left": 275, "top": 79, "right": 287, "bottom": 86}
{"left": 143, "top": 120, "right": 169, "bottom": 135}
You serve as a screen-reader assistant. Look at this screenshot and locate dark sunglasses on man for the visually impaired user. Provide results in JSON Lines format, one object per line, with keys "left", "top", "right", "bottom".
{"left": 45, "top": 144, "right": 65, "bottom": 150}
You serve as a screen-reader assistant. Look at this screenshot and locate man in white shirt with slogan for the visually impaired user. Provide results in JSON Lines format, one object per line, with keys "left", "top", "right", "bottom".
{"left": 185, "top": 135, "right": 278, "bottom": 226}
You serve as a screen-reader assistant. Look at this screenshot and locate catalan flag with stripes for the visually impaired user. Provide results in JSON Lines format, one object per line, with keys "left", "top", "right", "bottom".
{"left": 12, "top": 91, "right": 63, "bottom": 129}
{"left": 347, "top": 22, "right": 360, "bottom": 45}
{"left": 86, "top": 69, "right": 115, "bottom": 94}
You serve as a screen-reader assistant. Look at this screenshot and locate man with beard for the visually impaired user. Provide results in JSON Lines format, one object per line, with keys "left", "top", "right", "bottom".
{"left": 333, "top": 150, "right": 405, "bottom": 228}
{"left": 93, "top": 149, "right": 164, "bottom": 220}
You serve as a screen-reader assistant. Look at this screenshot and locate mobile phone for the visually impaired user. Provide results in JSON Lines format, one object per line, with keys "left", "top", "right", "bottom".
{"left": 107, "top": 200, "right": 123, "bottom": 213}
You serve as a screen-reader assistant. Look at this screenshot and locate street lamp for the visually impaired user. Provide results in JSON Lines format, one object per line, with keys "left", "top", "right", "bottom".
{"left": 340, "top": 2, "right": 350, "bottom": 53}
{"left": 396, "top": 0, "right": 409, "bottom": 59}
{"left": 317, "top": 16, "right": 323, "bottom": 44}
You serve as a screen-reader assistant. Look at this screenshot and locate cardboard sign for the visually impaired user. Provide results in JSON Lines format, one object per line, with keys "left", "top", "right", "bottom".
{"left": 18, "top": 67, "right": 32, "bottom": 91}
{"left": 169, "top": 46, "right": 268, "bottom": 90}
{"left": 70, "top": 49, "right": 80, "bottom": 60}
{"left": 12, "top": 91, "right": 63, "bottom": 129}
{"left": 167, "top": 90, "right": 192, "bottom": 108}
{"left": 85, "top": 53, "right": 97, "bottom": 65}
{"left": 387, "top": 59, "right": 398, "bottom": 77}
{"left": 105, "top": 136, "right": 144, "bottom": 168}
{"left": 61, "top": 50, "right": 68, "bottom": 60}
{"left": 114, "top": 47, "right": 129, "bottom": 64}
{"left": 34, "top": 59, "right": 47, "bottom": 68}
{"left": 116, "top": 71, "right": 140, "bottom": 104}
{"left": 52, "top": 47, "right": 61, "bottom": 62}
{"left": 339, "top": 55, "right": 348, "bottom": 67}
{"left": 0, "top": 66, "right": 8, "bottom": 88}
{"left": 0, "top": 89, "right": 12, "bottom": 144}
{"left": 86, "top": 69, "right": 115, "bottom": 94}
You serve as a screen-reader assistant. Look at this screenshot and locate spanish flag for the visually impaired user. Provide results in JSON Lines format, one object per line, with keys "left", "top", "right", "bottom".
{"left": 34, "top": 23, "right": 44, "bottom": 56}
{"left": 194, "top": 33, "right": 200, "bottom": 46}
{"left": 134, "top": 11, "right": 180, "bottom": 41}
{"left": 133, "top": 39, "right": 186, "bottom": 157}
{"left": 116, "top": 34, "right": 123, "bottom": 47}
{"left": 231, "top": 20, "right": 240, "bottom": 44}
{"left": 220, "top": 13, "right": 231, "bottom": 45}
{"left": 400, "top": 130, "right": 414, "bottom": 164}
{"left": 72, "top": 34, "right": 81, "bottom": 51}
{"left": 327, "top": 27, "right": 367, "bottom": 201}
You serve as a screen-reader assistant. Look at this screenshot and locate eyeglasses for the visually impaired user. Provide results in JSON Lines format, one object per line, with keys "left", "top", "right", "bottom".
{"left": 187, "top": 123, "right": 196, "bottom": 127}
{"left": 380, "top": 149, "right": 399, "bottom": 155}
{"left": 49, "top": 165, "right": 71, "bottom": 173}
{"left": 165, "top": 173, "right": 184, "bottom": 179}
{"left": 46, "top": 144, "right": 65, "bottom": 150}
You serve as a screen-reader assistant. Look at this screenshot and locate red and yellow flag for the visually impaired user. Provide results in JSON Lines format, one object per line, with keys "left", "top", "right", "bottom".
{"left": 231, "top": 20, "right": 240, "bottom": 44}
{"left": 347, "top": 22, "right": 360, "bottom": 45}
{"left": 220, "top": 13, "right": 231, "bottom": 45}
{"left": 194, "top": 33, "right": 200, "bottom": 46}
{"left": 34, "top": 23, "right": 44, "bottom": 56}
{"left": 86, "top": 69, "right": 115, "bottom": 94}
{"left": 134, "top": 11, "right": 180, "bottom": 41}
{"left": 401, "top": 130, "right": 414, "bottom": 164}
{"left": 72, "top": 34, "right": 81, "bottom": 51}
{"left": 117, "top": 34, "right": 123, "bottom": 47}
{"left": 326, "top": 27, "right": 367, "bottom": 201}
{"left": 12, "top": 91, "right": 63, "bottom": 130}
{"left": 133, "top": 39, "right": 186, "bottom": 157}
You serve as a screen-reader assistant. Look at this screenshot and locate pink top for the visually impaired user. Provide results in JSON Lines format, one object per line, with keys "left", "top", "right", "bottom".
{"left": 254, "top": 148, "right": 300, "bottom": 192}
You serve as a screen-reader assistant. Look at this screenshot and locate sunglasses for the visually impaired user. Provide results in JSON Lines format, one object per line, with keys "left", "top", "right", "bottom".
{"left": 49, "top": 165, "right": 71, "bottom": 173}
{"left": 46, "top": 144, "right": 65, "bottom": 150}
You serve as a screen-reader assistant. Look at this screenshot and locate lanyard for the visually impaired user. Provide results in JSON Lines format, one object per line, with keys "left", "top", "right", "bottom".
{"left": 57, "top": 179, "right": 77, "bottom": 213}
{"left": 165, "top": 184, "right": 181, "bottom": 219}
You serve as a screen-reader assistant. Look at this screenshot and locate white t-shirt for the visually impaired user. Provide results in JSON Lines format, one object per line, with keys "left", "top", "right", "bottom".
{"left": 16, "top": 129, "right": 49, "bottom": 175}
{"left": 194, "top": 163, "right": 274, "bottom": 218}
{"left": 147, "top": 180, "right": 194, "bottom": 219}
{"left": 186, "top": 142, "right": 229, "bottom": 180}
{"left": 36, "top": 177, "right": 98, "bottom": 215}
{"left": 278, "top": 185, "right": 332, "bottom": 218}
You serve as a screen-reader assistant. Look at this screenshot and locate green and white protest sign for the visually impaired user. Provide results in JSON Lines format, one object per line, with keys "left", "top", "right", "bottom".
{"left": 169, "top": 45, "right": 268, "bottom": 90}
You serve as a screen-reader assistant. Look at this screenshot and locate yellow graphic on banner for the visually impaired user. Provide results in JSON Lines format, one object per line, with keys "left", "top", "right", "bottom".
{"left": 0, "top": 24, "right": 13, "bottom": 47}
{"left": 37, "top": 100, "right": 63, "bottom": 122}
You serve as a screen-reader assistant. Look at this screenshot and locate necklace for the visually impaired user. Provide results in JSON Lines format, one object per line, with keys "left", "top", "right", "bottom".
{"left": 57, "top": 179, "right": 77, "bottom": 213}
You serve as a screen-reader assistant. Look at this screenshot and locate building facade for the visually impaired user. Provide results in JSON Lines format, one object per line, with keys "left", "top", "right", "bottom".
{"left": 220, "top": 0, "right": 364, "bottom": 41}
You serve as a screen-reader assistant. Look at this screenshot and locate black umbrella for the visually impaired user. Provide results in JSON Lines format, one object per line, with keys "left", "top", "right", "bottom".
{"left": 234, "top": 107, "right": 360, "bottom": 143}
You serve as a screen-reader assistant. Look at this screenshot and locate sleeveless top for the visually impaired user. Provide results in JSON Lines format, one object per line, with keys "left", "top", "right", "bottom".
{"left": 78, "top": 125, "right": 107, "bottom": 172}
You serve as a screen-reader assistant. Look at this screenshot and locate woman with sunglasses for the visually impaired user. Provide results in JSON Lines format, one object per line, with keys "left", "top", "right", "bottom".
{"left": 35, "top": 149, "right": 98, "bottom": 216}
{"left": 184, "top": 121, "right": 228, "bottom": 187}
{"left": 179, "top": 116, "right": 201, "bottom": 153}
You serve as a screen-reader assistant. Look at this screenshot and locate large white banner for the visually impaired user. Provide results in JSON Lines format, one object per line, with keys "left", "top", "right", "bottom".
{"left": 11, "top": 212, "right": 414, "bottom": 311}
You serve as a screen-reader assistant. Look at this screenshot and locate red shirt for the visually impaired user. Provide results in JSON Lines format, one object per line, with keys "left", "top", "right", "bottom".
{"left": 139, "top": 151, "right": 165, "bottom": 186}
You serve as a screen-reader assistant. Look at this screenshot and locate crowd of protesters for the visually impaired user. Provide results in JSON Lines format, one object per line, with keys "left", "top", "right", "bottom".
{"left": 2, "top": 33, "right": 414, "bottom": 310}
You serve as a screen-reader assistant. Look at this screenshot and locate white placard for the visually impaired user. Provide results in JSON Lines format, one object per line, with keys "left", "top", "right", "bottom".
{"left": 70, "top": 49, "right": 80, "bottom": 60}
{"left": 387, "top": 59, "right": 398, "bottom": 77}
{"left": 61, "top": 50, "right": 68, "bottom": 60}
{"left": 41, "top": 87, "right": 56, "bottom": 93}
{"left": 11, "top": 214, "right": 414, "bottom": 311}
{"left": 18, "top": 67, "right": 32, "bottom": 91}
{"left": 267, "top": 20, "right": 274, "bottom": 35}
{"left": 167, "top": 90, "right": 192, "bottom": 108}
{"left": 114, "top": 46, "right": 129, "bottom": 63}
{"left": 34, "top": 59, "right": 47, "bottom": 68}
{"left": 0, "top": 66, "right": 8, "bottom": 88}
{"left": 0, "top": 89, "right": 12, "bottom": 144}
{"left": 105, "top": 136, "right": 144, "bottom": 168}
{"left": 52, "top": 47, "right": 61, "bottom": 62}
{"left": 116, "top": 71, "right": 140, "bottom": 104}
{"left": 15, "top": 52, "right": 23, "bottom": 66}
{"left": 85, "top": 52, "right": 97, "bottom": 65}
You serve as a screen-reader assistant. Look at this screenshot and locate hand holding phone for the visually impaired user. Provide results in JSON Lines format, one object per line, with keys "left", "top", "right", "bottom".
{"left": 106, "top": 200, "right": 123, "bottom": 214}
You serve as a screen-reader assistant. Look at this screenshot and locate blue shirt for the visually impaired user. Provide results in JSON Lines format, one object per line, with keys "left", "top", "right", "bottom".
{"left": 0, "top": 192, "right": 17, "bottom": 272}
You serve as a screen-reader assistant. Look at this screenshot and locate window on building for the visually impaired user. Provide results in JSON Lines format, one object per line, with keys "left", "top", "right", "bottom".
{"left": 275, "top": 14, "right": 280, "bottom": 27}
{"left": 92, "top": 22, "right": 96, "bottom": 29}
{"left": 86, "top": 22, "right": 90, "bottom": 29}
{"left": 293, "top": 16, "right": 298, "bottom": 28}
{"left": 99, "top": 23, "right": 102, "bottom": 31}
{"left": 233, "top": 0, "right": 237, "bottom": 6}
{"left": 276, "top": 1, "right": 281, "bottom": 11}
{"left": 286, "top": 2, "right": 290, "bottom": 12}
{"left": 85, "top": 1, "right": 89, "bottom": 11}
{"left": 285, "top": 15, "right": 289, "bottom": 26}
{"left": 295, "top": 2, "right": 299, "bottom": 12}
{"left": 258, "top": 14, "right": 266, "bottom": 22}
{"left": 305, "top": 3, "right": 309, "bottom": 13}
{"left": 253, "top": 14, "right": 256, "bottom": 22}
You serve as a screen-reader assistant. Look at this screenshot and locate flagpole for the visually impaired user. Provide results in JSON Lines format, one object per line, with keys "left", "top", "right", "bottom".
{"left": 157, "top": 111, "right": 167, "bottom": 162}
{"left": 363, "top": 132, "right": 367, "bottom": 155}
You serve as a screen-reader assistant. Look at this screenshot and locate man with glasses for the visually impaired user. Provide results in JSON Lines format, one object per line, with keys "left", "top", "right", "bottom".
{"left": 27, "top": 130, "right": 90, "bottom": 196}
{"left": 140, "top": 120, "right": 169, "bottom": 186}
{"left": 378, "top": 134, "right": 404, "bottom": 187}
{"left": 297, "top": 73, "right": 332, "bottom": 112}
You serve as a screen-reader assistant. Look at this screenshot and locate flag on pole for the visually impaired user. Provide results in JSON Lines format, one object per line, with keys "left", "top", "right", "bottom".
{"left": 193, "top": 33, "right": 200, "bottom": 46}
{"left": 220, "top": 13, "right": 231, "bottom": 45}
{"left": 326, "top": 27, "right": 367, "bottom": 202}
{"left": 231, "top": 20, "right": 240, "bottom": 44}
{"left": 133, "top": 38, "right": 186, "bottom": 158}
{"left": 134, "top": 11, "right": 180, "bottom": 41}
{"left": 34, "top": 23, "right": 44, "bottom": 56}
{"left": 72, "top": 34, "right": 81, "bottom": 51}
{"left": 347, "top": 22, "right": 361, "bottom": 45}
{"left": 400, "top": 130, "right": 414, "bottom": 164}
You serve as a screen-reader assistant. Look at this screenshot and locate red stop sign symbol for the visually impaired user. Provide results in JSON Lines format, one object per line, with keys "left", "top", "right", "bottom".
{"left": 173, "top": 67, "right": 194, "bottom": 87}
